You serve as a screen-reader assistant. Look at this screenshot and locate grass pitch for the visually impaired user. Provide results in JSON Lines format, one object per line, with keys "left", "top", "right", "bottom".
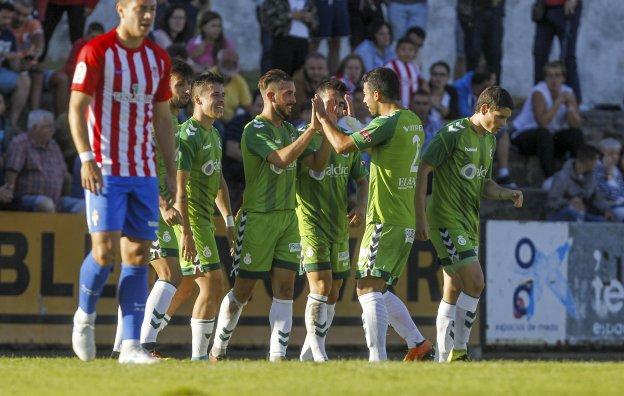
{"left": 1, "top": 358, "right": 621, "bottom": 395}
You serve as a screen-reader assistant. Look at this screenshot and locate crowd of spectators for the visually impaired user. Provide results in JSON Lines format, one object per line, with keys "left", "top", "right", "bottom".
{"left": 0, "top": 0, "right": 620, "bottom": 224}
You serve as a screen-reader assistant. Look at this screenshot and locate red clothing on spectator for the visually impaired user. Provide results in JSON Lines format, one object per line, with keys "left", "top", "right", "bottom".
{"left": 545, "top": 0, "right": 566, "bottom": 6}
{"left": 5, "top": 133, "right": 67, "bottom": 204}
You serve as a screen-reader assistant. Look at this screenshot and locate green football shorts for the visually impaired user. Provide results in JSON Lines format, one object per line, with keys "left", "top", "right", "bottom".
{"left": 232, "top": 210, "right": 301, "bottom": 278}
{"left": 150, "top": 217, "right": 179, "bottom": 262}
{"left": 300, "top": 234, "right": 350, "bottom": 279}
{"left": 429, "top": 226, "right": 479, "bottom": 274}
{"left": 356, "top": 222, "right": 415, "bottom": 285}
{"left": 173, "top": 221, "right": 221, "bottom": 276}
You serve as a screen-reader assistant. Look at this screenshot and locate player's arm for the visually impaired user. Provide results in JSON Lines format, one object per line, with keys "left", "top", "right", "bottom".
{"left": 153, "top": 100, "right": 177, "bottom": 203}
{"left": 415, "top": 161, "right": 433, "bottom": 240}
{"left": 266, "top": 126, "right": 318, "bottom": 169}
{"left": 313, "top": 95, "right": 357, "bottom": 154}
{"left": 348, "top": 177, "right": 368, "bottom": 226}
{"left": 216, "top": 174, "right": 236, "bottom": 250}
{"left": 68, "top": 90, "right": 103, "bottom": 194}
{"left": 482, "top": 179, "right": 523, "bottom": 208}
{"left": 174, "top": 170, "right": 197, "bottom": 263}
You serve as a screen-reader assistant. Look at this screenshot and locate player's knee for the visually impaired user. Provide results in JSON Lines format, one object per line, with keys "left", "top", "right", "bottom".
{"left": 273, "top": 283, "right": 293, "bottom": 299}
{"left": 91, "top": 247, "right": 116, "bottom": 265}
{"left": 310, "top": 278, "right": 331, "bottom": 296}
{"left": 176, "top": 285, "right": 193, "bottom": 302}
{"left": 465, "top": 272, "right": 485, "bottom": 296}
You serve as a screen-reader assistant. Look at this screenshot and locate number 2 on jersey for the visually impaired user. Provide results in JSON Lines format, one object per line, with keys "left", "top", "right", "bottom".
{"left": 410, "top": 135, "right": 421, "bottom": 173}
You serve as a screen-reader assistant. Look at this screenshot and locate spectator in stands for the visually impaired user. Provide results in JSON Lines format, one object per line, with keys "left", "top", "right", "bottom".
{"left": 427, "top": 60, "right": 459, "bottom": 121}
{"left": 0, "top": 94, "right": 8, "bottom": 186}
{"left": 511, "top": 61, "right": 583, "bottom": 178}
{"left": 457, "top": 0, "right": 505, "bottom": 84}
{"left": 292, "top": 52, "right": 328, "bottom": 121}
{"left": 352, "top": 85, "right": 371, "bottom": 125}
{"left": 63, "top": 21, "right": 104, "bottom": 78}
{"left": 224, "top": 90, "right": 262, "bottom": 208}
{"left": 0, "top": 2, "right": 30, "bottom": 131}
{"left": 260, "top": 0, "right": 317, "bottom": 76}
{"left": 212, "top": 48, "right": 252, "bottom": 124}
{"left": 354, "top": 20, "right": 395, "bottom": 72}
{"left": 256, "top": 0, "right": 273, "bottom": 73}
{"left": 187, "top": 11, "right": 234, "bottom": 73}
{"left": 152, "top": 5, "right": 192, "bottom": 50}
{"left": 405, "top": 26, "right": 426, "bottom": 66}
{"left": 12, "top": 0, "right": 68, "bottom": 117}
{"left": 336, "top": 53, "right": 365, "bottom": 94}
{"left": 410, "top": 89, "right": 441, "bottom": 150}
{"left": 0, "top": 110, "right": 84, "bottom": 213}
{"left": 546, "top": 145, "right": 612, "bottom": 222}
{"left": 387, "top": 0, "right": 428, "bottom": 40}
{"left": 347, "top": 0, "right": 384, "bottom": 50}
{"left": 453, "top": 66, "right": 495, "bottom": 118}
{"left": 41, "top": 0, "right": 98, "bottom": 60}
{"left": 161, "top": 0, "right": 210, "bottom": 36}
{"left": 533, "top": 0, "right": 582, "bottom": 101}
{"left": 385, "top": 37, "right": 423, "bottom": 108}
{"left": 595, "top": 138, "right": 624, "bottom": 221}
{"left": 309, "top": 0, "right": 349, "bottom": 74}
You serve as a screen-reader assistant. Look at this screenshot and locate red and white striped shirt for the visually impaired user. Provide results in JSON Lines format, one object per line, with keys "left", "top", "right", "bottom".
{"left": 385, "top": 59, "right": 421, "bottom": 109}
{"left": 71, "top": 29, "right": 172, "bottom": 177}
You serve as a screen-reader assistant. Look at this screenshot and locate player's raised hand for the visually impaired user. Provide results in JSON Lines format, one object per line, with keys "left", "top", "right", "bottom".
{"left": 311, "top": 100, "right": 321, "bottom": 131}
{"left": 181, "top": 230, "right": 197, "bottom": 263}
{"left": 81, "top": 160, "right": 103, "bottom": 195}
{"left": 325, "top": 97, "right": 339, "bottom": 124}
{"left": 344, "top": 93, "right": 354, "bottom": 117}
{"left": 416, "top": 219, "right": 429, "bottom": 241}
{"left": 348, "top": 205, "right": 365, "bottom": 227}
{"left": 510, "top": 189, "right": 523, "bottom": 208}
{"left": 312, "top": 94, "right": 327, "bottom": 120}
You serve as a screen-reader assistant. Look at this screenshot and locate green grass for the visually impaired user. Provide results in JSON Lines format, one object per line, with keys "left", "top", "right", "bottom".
{"left": 1, "top": 358, "right": 622, "bottom": 395}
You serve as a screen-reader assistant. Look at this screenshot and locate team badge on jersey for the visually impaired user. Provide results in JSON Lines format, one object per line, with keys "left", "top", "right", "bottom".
{"left": 305, "top": 246, "right": 314, "bottom": 258}
{"left": 243, "top": 253, "right": 252, "bottom": 265}
{"left": 203, "top": 246, "right": 212, "bottom": 258}
{"left": 162, "top": 231, "right": 172, "bottom": 242}
{"left": 457, "top": 235, "right": 467, "bottom": 246}
{"left": 73, "top": 61, "right": 87, "bottom": 84}
{"left": 90, "top": 209, "right": 100, "bottom": 227}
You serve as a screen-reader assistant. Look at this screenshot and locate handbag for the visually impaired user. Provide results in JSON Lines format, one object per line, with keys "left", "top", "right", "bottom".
{"left": 532, "top": 0, "right": 546, "bottom": 22}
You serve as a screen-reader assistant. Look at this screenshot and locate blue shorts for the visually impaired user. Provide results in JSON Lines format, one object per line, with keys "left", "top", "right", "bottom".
{"left": 85, "top": 176, "right": 159, "bottom": 241}
{"left": 314, "top": 0, "right": 350, "bottom": 38}
{"left": 0, "top": 67, "right": 20, "bottom": 94}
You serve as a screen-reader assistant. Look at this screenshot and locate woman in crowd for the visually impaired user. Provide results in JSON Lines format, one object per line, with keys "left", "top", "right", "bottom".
{"left": 187, "top": 11, "right": 234, "bottom": 72}
{"left": 153, "top": 5, "right": 192, "bottom": 50}
{"left": 354, "top": 21, "right": 395, "bottom": 72}
{"left": 427, "top": 60, "right": 459, "bottom": 121}
{"left": 335, "top": 53, "right": 365, "bottom": 94}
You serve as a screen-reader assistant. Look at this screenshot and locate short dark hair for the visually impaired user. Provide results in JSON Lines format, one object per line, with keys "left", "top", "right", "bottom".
{"left": 0, "top": 2, "right": 15, "bottom": 12}
{"left": 577, "top": 145, "right": 601, "bottom": 162}
{"left": 430, "top": 60, "right": 451, "bottom": 75}
{"left": 86, "top": 22, "right": 105, "bottom": 35}
{"left": 406, "top": 26, "right": 426, "bottom": 41}
{"left": 191, "top": 72, "right": 224, "bottom": 98}
{"left": 171, "top": 59, "right": 194, "bottom": 81}
{"left": 258, "top": 69, "right": 293, "bottom": 92}
{"left": 362, "top": 67, "right": 401, "bottom": 102}
{"left": 316, "top": 77, "right": 347, "bottom": 97}
{"left": 368, "top": 21, "right": 393, "bottom": 44}
{"left": 305, "top": 52, "right": 326, "bottom": 63}
{"left": 472, "top": 68, "right": 495, "bottom": 86}
{"left": 412, "top": 89, "right": 430, "bottom": 98}
{"left": 543, "top": 60, "right": 567, "bottom": 78}
{"left": 396, "top": 36, "right": 416, "bottom": 51}
{"left": 475, "top": 86, "right": 514, "bottom": 111}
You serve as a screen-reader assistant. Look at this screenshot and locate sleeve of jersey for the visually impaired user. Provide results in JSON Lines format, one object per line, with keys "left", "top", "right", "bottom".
{"left": 422, "top": 130, "right": 455, "bottom": 168}
{"left": 351, "top": 117, "right": 395, "bottom": 150}
{"left": 177, "top": 132, "right": 195, "bottom": 172}
{"left": 70, "top": 43, "right": 102, "bottom": 95}
{"left": 245, "top": 125, "right": 280, "bottom": 160}
{"left": 154, "top": 52, "right": 173, "bottom": 102}
{"left": 350, "top": 152, "right": 369, "bottom": 180}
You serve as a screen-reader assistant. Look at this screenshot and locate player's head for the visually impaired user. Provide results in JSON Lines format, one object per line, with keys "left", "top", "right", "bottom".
{"left": 191, "top": 72, "right": 225, "bottom": 119}
{"left": 169, "top": 59, "right": 194, "bottom": 109}
{"left": 575, "top": 144, "right": 601, "bottom": 174}
{"left": 258, "top": 69, "right": 296, "bottom": 120}
{"left": 543, "top": 60, "right": 566, "bottom": 92}
{"left": 473, "top": 86, "right": 514, "bottom": 134}
{"left": 396, "top": 37, "right": 417, "bottom": 63}
{"left": 361, "top": 67, "right": 401, "bottom": 116}
{"left": 115, "top": 0, "right": 157, "bottom": 39}
{"left": 0, "top": 2, "right": 15, "bottom": 30}
{"left": 316, "top": 78, "right": 348, "bottom": 119}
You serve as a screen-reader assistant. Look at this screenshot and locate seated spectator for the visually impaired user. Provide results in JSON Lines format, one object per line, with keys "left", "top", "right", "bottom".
{"left": 453, "top": 66, "right": 495, "bottom": 118}
{"left": 511, "top": 61, "right": 583, "bottom": 177}
{"left": 223, "top": 90, "right": 263, "bottom": 209}
{"left": 0, "top": 3, "right": 30, "bottom": 130}
{"left": 0, "top": 110, "right": 84, "bottom": 213}
{"left": 63, "top": 21, "right": 104, "bottom": 79}
{"left": 546, "top": 145, "right": 611, "bottom": 222}
{"left": 153, "top": 5, "right": 192, "bottom": 50}
{"left": 186, "top": 11, "right": 234, "bottom": 73}
{"left": 12, "top": 0, "right": 68, "bottom": 117}
{"left": 409, "top": 89, "right": 441, "bottom": 150}
{"left": 595, "top": 138, "right": 624, "bottom": 221}
{"left": 0, "top": 94, "right": 8, "bottom": 186}
{"left": 211, "top": 48, "right": 251, "bottom": 123}
{"left": 404, "top": 25, "right": 426, "bottom": 67}
{"left": 309, "top": 0, "right": 350, "bottom": 74}
{"left": 260, "top": 0, "right": 317, "bottom": 76}
{"left": 385, "top": 37, "right": 423, "bottom": 108}
{"left": 336, "top": 53, "right": 365, "bottom": 94}
{"left": 387, "top": 0, "right": 428, "bottom": 40}
{"left": 292, "top": 52, "right": 328, "bottom": 121}
{"left": 427, "top": 60, "right": 459, "bottom": 121}
{"left": 354, "top": 20, "right": 395, "bottom": 72}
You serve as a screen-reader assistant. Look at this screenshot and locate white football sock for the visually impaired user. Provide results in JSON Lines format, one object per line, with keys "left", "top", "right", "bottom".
{"left": 269, "top": 298, "right": 293, "bottom": 361}
{"left": 436, "top": 300, "right": 456, "bottom": 362}
{"left": 304, "top": 293, "right": 328, "bottom": 362}
{"left": 301, "top": 301, "right": 337, "bottom": 361}
{"left": 358, "top": 292, "right": 388, "bottom": 362}
{"left": 383, "top": 291, "right": 425, "bottom": 348}
{"left": 113, "top": 306, "right": 122, "bottom": 353}
{"left": 140, "top": 280, "right": 177, "bottom": 347}
{"left": 191, "top": 317, "right": 215, "bottom": 359}
{"left": 454, "top": 292, "right": 479, "bottom": 350}
{"left": 211, "top": 290, "right": 245, "bottom": 357}
{"left": 160, "top": 314, "right": 171, "bottom": 332}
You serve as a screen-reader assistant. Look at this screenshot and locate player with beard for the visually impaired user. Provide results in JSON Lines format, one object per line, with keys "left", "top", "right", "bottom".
{"left": 111, "top": 59, "right": 194, "bottom": 358}
{"left": 210, "top": 69, "right": 331, "bottom": 362}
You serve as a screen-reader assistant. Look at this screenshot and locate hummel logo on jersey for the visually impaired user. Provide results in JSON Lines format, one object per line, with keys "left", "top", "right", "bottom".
{"left": 252, "top": 120, "right": 264, "bottom": 129}
{"left": 275, "top": 139, "right": 282, "bottom": 144}
{"left": 448, "top": 121, "right": 464, "bottom": 133}
{"left": 186, "top": 124, "right": 197, "bottom": 136}
{"left": 203, "top": 144, "right": 212, "bottom": 150}
{"left": 464, "top": 147, "right": 477, "bottom": 152}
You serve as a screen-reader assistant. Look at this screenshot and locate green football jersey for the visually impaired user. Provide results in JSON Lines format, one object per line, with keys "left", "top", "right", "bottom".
{"left": 177, "top": 117, "right": 223, "bottom": 223}
{"left": 155, "top": 115, "right": 180, "bottom": 201}
{"left": 296, "top": 130, "right": 368, "bottom": 240}
{"left": 351, "top": 109, "right": 424, "bottom": 227}
{"left": 422, "top": 118, "right": 496, "bottom": 236}
{"left": 241, "top": 115, "right": 315, "bottom": 213}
